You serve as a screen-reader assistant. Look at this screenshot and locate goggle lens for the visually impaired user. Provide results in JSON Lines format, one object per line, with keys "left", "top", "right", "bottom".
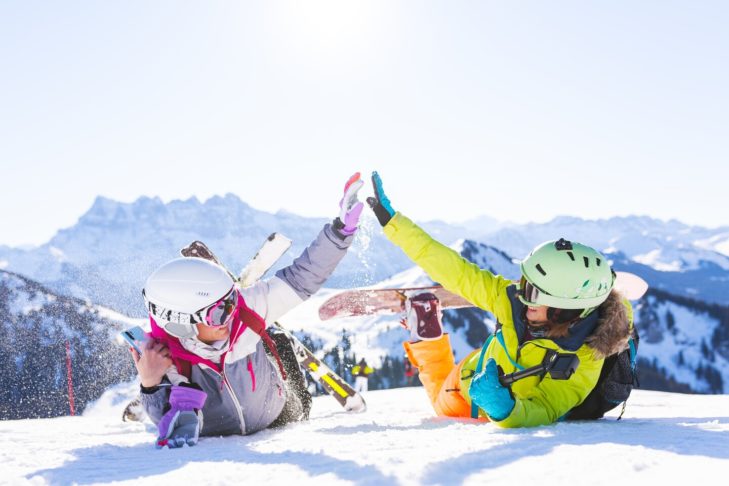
{"left": 520, "top": 277, "right": 542, "bottom": 304}
{"left": 204, "top": 289, "right": 239, "bottom": 327}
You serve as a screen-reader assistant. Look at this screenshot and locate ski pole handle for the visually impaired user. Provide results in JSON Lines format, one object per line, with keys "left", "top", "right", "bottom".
{"left": 498, "top": 352, "right": 580, "bottom": 386}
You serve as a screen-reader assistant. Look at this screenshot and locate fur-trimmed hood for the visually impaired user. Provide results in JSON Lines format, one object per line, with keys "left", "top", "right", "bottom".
{"left": 584, "top": 290, "right": 632, "bottom": 359}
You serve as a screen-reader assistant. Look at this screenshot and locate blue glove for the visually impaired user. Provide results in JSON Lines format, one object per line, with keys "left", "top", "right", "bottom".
{"left": 366, "top": 171, "right": 396, "bottom": 226}
{"left": 469, "top": 359, "right": 515, "bottom": 421}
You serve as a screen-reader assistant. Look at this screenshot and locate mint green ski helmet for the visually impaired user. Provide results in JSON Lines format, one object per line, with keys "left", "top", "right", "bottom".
{"left": 519, "top": 238, "right": 615, "bottom": 316}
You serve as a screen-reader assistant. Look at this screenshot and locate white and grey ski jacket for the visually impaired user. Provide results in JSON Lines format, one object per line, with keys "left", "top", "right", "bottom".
{"left": 140, "top": 223, "right": 353, "bottom": 436}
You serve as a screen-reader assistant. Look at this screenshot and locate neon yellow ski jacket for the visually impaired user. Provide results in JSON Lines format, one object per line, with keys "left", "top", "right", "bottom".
{"left": 384, "top": 212, "right": 632, "bottom": 428}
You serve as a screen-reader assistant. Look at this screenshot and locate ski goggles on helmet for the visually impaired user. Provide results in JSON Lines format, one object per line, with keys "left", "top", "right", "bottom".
{"left": 143, "top": 288, "right": 240, "bottom": 339}
{"left": 200, "top": 288, "right": 239, "bottom": 327}
{"left": 517, "top": 274, "right": 614, "bottom": 311}
{"left": 518, "top": 276, "right": 546, "bottom": 307}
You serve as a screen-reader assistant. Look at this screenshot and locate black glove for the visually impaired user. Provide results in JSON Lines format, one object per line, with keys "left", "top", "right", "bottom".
{"left": 366, "top": 171, "right": 396, "bottom": 226}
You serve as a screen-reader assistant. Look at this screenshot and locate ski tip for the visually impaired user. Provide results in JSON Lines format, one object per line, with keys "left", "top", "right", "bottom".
{"left": 614, "top": 271, "right": 649, "bottom": 300}
{"left": 344, "top": 395, "right": 367, "bottom": 413}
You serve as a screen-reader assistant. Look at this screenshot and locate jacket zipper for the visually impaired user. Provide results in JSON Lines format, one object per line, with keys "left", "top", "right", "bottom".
{"left": 221, "top": 367, "right": 247, "bottom": 435}
{"left": 203, "top": 363, "right": 247, "bottom": 435}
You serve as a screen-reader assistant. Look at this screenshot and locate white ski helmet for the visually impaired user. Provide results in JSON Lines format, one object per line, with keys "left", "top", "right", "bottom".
{"left": 143, "top": 257, "right": 235, "bottom": 338}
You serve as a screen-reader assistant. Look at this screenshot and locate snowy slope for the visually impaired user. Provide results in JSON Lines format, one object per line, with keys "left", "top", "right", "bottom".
{"left": 3, "top": 384, "right": 728, "bottom": 485}
{"left": 634, "top": 290, "right": 729, "bottom": 394}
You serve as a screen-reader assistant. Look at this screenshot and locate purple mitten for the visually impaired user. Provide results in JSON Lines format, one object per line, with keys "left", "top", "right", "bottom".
{"left": 156, "top": 384, "right": 207, "bottom": 449}
{"left": 338, "top": 173, "right": 365, "bottom": 236}
{"left": 342, "top": 202, "right": 364, "bottom": 235}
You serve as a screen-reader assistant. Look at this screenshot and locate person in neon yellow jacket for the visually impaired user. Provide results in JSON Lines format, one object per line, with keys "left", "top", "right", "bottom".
{"left": 366, "top": 172, "right": 634, "bottom": 428}
{"left": 352, "top": 358, "right": 374, "bottom": 392}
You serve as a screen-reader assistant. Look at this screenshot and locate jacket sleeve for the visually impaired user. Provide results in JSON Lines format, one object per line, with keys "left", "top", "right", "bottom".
{"left": 243, "top": 222, "right": 354, "bottom": 324}
{"left": 138, "top": 366, "right": 189, "bottom": 426}
{"left": 139, "top": 385, "right": 170, "bottom": 426}
{"left": 383, "top": 212, "right": 511, "bottom": 315}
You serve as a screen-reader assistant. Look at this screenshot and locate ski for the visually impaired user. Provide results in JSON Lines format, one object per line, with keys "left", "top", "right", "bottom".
{"left": 319, "top": 272, "right": 650, "bottom": 321}
{"left": 239, "top": 233, "right": 292, "bottom": 287}
{"left": 180, "top": 238, "right": 365, "bottom": 412}
{"left": 180, "top": 240, "right": 237, "bottom": 281}
{"left": 318, "top": 285, "right": 473, "bottom": 320}
{"left": 614, "top": 271, "right": 649, "bottom": 301}
{"left": 275, "top": 323, "right": 366, "bottom": 413}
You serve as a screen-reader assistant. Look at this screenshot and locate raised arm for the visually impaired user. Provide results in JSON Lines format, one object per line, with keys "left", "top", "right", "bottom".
{"left": 367, "top": 171, "right": 510, "bottom": 314}
{"left": 243, "top": 173, "right": 364, "bottom": 323}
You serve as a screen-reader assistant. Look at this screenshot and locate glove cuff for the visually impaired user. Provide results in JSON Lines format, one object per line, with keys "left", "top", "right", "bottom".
{"left": 367, "top": 198, "right": 393, "bottom": 226}
{"left": 169, "top": 383, "right": 207, "bottom": 410}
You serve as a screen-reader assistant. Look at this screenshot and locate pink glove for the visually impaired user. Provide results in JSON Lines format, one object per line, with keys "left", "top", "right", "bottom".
{"left": 338, "top": 172, "right": 364, "bottom": 236}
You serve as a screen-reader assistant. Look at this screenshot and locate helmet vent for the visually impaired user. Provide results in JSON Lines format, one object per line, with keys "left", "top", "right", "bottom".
{"left": 583, "top": 257, "right": 590, "bottom": 268}
{"left": 596, "top": 258, "right": 602, "bottom": 267}
{"left": 567, "top": 251, "right": 576, "bottom": 261}
{"left": 536, "top": 264, "right": 547, "bottom": 276}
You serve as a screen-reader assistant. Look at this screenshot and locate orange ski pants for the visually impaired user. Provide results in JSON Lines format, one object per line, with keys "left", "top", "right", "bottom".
{"left": 403, "top": 334, "right": 484, "bottom": 419}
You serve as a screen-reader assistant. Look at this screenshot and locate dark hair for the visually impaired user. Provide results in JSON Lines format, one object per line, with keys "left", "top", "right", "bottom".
{"left": 544, "top": 308, "right": 583, "bottom": 338}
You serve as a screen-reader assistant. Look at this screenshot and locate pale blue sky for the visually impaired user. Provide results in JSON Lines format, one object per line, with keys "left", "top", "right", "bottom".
{"left": 1, "top": 1, "right": 728, "bottom": 246}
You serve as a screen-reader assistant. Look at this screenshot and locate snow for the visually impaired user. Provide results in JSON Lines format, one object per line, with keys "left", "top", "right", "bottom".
{"left": 695, "top": 232, "right": 729, "bottom": 258}
{"left": 2, "top": 385, "right": 728, "bottom": 485}
{"left": 633, "top": 249, "right": 682, "bottom": 272}
{"left": 637, "top": 298, "right": 729, "bottom": 393}
{"left": 8, "top": 290, "right": 47, "bottom": 316}
{"left": 49, "top": 246, "right": 67, "bottom": 262}
{"left": 96, "top": 307, "right": 148, "bottom": 331}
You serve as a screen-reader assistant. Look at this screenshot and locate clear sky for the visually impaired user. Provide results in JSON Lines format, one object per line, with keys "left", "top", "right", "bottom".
{"left": 1, "top": 1, "right": 728, "bottom": 247}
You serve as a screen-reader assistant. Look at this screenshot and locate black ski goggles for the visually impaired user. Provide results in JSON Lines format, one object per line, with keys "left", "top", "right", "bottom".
{"left": 519, "top": 276, "right": 546, "bottom": 306}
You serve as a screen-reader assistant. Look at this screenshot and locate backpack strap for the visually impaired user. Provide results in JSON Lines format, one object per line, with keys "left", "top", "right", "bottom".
{"left": 237, "top": 305, "right": 287, "bottom": 380}
{"left": 496, "top": 331, "right": 525, "bottom": 372}
{"left": 469, "top": 331, "right": 521, "bottom": 418}
{"left": 470, "top": 335, "right": 493, "bottom": 419}
{"left": 173, "top": 358, "right": 192, "bottom": 381}
{"left": 260, "top": 330, "right": 288, "bottom": 380}
{"left": 628, "top": 337, "right": 637, "bottom": 372}
{"left": 614, "top": 335, "right": 638, "bottom": 421}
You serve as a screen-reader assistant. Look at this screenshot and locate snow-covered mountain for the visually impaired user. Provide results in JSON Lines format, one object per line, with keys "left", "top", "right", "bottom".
{"left": 485, "top": 216, "right": 729, "bottom": 306}
{"left": 6, "top": 384, "right": 728, "bottom": 485}
{"left": 0, "top": 270, "right": 141, "bottom": 420}
{"left": 1, "top": 196, "right": 728, "bottom": 314}
{"left": 635, "top": 289, "right": 729, "bottom": 394}
{"left": 486, "top": 215, "right": 729, "bottom": 267}
{"left": 0, "top": 195, "right": 421, "bottom": 315}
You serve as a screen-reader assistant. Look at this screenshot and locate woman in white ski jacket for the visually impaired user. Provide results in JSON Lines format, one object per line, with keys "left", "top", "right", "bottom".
{"left": 132, "top": 173, "right": 364, "bottom": 448}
